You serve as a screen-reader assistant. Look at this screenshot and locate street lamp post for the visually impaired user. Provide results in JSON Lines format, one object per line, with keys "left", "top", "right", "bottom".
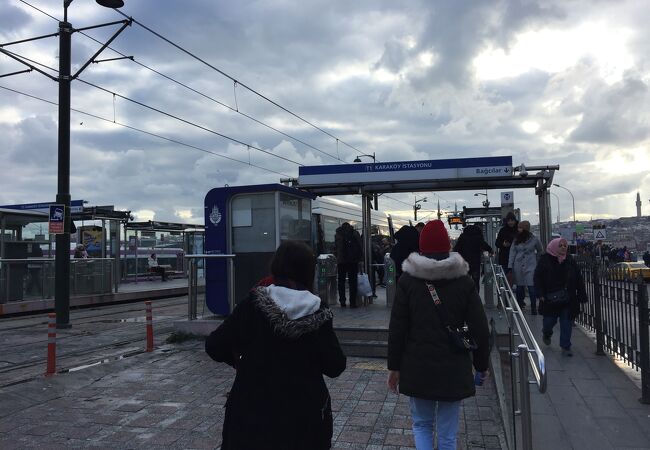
{"left": 553, "top": 183, "right": 576, "bottom": 242}
{"left": 550, "top": 192, "right": 560, "bottom": 224}
{"left": 414, "top": 196, "right": 427, "bottom": 221}
{"left": 1, "top": 0, "right": 129, "bottom": 328}
{"left": 353, "top": 152, "right": 376, "bottom": 164}
{"left": 474, "top": 191, "right": 490, "bottom": 208}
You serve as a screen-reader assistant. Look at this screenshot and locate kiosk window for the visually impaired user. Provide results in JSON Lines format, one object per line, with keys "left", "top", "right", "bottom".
{"left": 231, "top": 194, "right": 276, "bottom": 252}
{"left": 279, "top": 194, "right": 311, "bottom": 242}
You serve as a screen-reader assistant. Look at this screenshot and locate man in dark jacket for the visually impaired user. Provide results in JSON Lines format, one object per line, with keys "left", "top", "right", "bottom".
{"left": 495, "top": 211, "right": 518, "bottom": 271}
{"left": 334, "top": 222, "right": 362, "bottom": 307}
{"left": 389, "top": 225, "right": 420, "bottom": 280}
{"left": 453, "top": 224, "right": 493, "bottom": 292}
{"left": 388, "top": 220, "right": 490, "bottom": 450}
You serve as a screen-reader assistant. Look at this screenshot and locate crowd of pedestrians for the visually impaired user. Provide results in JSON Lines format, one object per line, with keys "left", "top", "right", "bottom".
{"left": 204, "top": 211, "right": 595, "bottom": 449}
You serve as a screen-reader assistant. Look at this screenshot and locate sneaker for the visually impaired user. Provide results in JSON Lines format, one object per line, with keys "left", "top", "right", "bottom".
{"left": 542, "top": 334, "right": 551, "bottom": 345}
{"left": 562, "top": 348, "right": 573, "bottom": 357}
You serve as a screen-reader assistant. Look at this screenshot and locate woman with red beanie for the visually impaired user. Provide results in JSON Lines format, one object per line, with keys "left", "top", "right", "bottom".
{"left": 387, "top": 220, "right": 490, "bottom": 450}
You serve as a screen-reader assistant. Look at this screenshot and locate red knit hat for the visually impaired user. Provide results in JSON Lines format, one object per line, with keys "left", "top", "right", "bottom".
{"left": 419, "top": 220, "right": 451, "bottom": 254}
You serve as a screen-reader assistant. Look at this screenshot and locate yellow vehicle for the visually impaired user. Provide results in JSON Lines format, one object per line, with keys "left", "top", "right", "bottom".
{"left": 609, "top": 262, "right": 650, "bottom": 281}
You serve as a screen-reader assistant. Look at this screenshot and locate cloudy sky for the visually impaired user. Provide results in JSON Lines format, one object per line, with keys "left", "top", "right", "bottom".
{"left": 1, "top": 0, "right": 649, "bottom": 227}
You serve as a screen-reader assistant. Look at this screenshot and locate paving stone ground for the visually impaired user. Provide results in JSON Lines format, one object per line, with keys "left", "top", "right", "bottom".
{"left": 0, "top": 340, "right": 506, "bottom": 449}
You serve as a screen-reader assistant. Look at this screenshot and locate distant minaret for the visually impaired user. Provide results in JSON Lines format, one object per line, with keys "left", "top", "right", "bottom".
{"left": 637, "top": 192, "right": 642, "bottom": 217}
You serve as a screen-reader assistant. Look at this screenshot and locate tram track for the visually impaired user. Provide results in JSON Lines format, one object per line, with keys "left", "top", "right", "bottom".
{"left": 0, "top": 297, "right": 193, "bottom": 388}
{"left": 0, "top": 322, "right": 178, "bottom": 388}
{"left": 0, "top": 296, "right": 188, "bottom": 332}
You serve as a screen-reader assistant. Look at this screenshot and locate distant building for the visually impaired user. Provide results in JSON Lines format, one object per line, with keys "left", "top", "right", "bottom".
{"left": 637, "top": 192, "right": 642, "bottom": 218}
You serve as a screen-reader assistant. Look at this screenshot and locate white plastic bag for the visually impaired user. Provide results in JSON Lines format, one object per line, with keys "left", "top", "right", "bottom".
{"left": 357, "top": 273, "right": 373, "bottom": 297}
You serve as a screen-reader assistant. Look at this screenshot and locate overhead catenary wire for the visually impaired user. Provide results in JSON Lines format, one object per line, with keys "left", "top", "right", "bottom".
{"left": 0, "top": 84, "right": 292, "bottom": 178}
{"left": 13, "top": 0, "right": 345, "bottom": 163}
{"left": 0, "top": 47, "right": 304, "bottom": 167}
{"left": 113, "top": 8, "right": 367, "bottom": 158}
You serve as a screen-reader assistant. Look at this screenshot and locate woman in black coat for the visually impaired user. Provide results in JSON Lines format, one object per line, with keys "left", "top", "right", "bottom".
{"left": 205, "top": 241, "right": 346, "bottom": 449}
{"left": 534, "top": 238, "right": 587, "bottom": 357}
{"left": 388, "top": 220, "right": 490, "bottom": 450}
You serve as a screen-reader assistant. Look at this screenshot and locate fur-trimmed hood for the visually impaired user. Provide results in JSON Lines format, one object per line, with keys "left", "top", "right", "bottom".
{"left": 252, "top": 285, "right": 333, "bottom": 339}
{"left": 402, "top": 252, "right": 469, "bottom": 280}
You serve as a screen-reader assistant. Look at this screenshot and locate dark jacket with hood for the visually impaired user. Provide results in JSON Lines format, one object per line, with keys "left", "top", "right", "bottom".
{"left": 334, "top": 223, "right": 362, "bottom": 264}
{"left": 453, "top": 225, "right": 493, "bottom": 273}
{"left": 388, "top": 252, "right": 490, "bottom": 401}
{"left": 534, "top": 253, "right": 587, "bottom": 320}
{"left": 390, "top": 226, "right": 420, "bottom": 277}
{"left": 205, "top": 285, "right": 346, "bottom": 450}
{"left": 495, "top": 213, "right": 519, "bottom": 267}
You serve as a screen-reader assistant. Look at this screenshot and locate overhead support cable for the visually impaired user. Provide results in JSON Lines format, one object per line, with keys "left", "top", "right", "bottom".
{"left": 113, "top": 9, "right": 366, "bottom": 157}
{"left": 0, "top": 84, "right": 292, "bottom": 178}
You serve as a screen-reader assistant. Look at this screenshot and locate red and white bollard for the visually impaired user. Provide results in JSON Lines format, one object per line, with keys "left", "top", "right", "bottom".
{"left": 46, "top": 313, "right": 56, "bottom": 375}
{"left": 145, "top": 301, "right": 153, "bottom": 352}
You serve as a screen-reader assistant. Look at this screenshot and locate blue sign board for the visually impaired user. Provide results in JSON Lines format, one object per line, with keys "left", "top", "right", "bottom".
{"left": 0, "top": 200, "right": 85, "bottom": 214}
{"left": 48, "top": 204, "right": 65, "bottom": 234}
{"left": 298, "top": 156, "right": 513, "bottom": 185}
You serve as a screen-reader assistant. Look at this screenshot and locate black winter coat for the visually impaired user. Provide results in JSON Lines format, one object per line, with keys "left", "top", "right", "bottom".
{"left": 495, "top": 224, "right": 518, "bottom": 267}
{"left": 534, "top": 253, "right": 587, "bottom": 320}
{"left": 334, "top": 225, "right": 362, "bottom": 264}
{"left": 390, "top": 226, "right": 420, "bottom": 277}
{"left": 453, "top": 225, "right": 493, "bottom": 273}
{"left": 388, "top": 252, "right": 490, "bottom": 401}
{"left": 205, "top": 287, "right": 346, "bottom": 450}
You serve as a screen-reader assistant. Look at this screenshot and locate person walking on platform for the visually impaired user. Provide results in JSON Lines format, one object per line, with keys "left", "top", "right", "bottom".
{"left": 334, "top": 222, "right": 362, "bottom": 308}
{"left": 387, "top": 220, "right": 490, "bottom": 450}
{"left": 495, "top": 211, "right": 518, "bottom": 273}
{"left": 453, "top": 224, "right": 493, "bottom": 292}
{"left": 205, "top": 240, "right": 346, "bottom": 450}
{"left": 535, "top": 238, "right": 587, "bottom": 357}
{"left": 390, "top": 225, "right": 420, "bottom": 281}
{"left": 507, "top": 220, "right": 543, "bottom": 313}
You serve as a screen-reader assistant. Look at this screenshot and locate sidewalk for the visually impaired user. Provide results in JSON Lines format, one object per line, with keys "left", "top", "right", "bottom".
{"left": 524, "top": 314, "right": 650, "bottom": 449}
{"left": 0, "top": 339, "right": 506, "bottom": 449}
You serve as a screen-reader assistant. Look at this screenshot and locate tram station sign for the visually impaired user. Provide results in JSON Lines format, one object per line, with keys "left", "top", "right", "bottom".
{"left": 298, "top": 156, "right": 512, "bottom": 185}
{"left": 0, "top": 199, "right": 85, "bottom": 214}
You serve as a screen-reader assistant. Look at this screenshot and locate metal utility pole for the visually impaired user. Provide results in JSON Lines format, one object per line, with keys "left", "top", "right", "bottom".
{"left": 0, "top": 0, "right": 130, "bottom": 328}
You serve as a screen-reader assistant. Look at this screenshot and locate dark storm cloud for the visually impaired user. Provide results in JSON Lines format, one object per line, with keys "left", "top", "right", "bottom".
{"left": 1, "top": 3, "right": 32, "bottom": 35}
{"left": 400, "top": 0, "right": 564, "bottom": 89}
{"left": 569, "top": 75, "right": 650, "bottom": 145}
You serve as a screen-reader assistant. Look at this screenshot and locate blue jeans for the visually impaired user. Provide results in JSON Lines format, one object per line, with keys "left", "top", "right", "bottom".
{"left": 542, "top": 306, "right": 572, "bottom": 349}
{"left": 409, "top": 396, "right": 461, "bottom": 450}
{"left": 516, "top": 285, "right": 537, "bottom": 310}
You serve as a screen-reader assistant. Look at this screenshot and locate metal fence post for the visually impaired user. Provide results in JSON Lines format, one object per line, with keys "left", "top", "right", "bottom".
{"left": 638, "top": 279, "right": 650, "bottom": 404}
{"left": 593, "top": 263, "right": 605, "bottom": 356}
{"left": 518, "top": 343, "right": 533, "bottom": 450}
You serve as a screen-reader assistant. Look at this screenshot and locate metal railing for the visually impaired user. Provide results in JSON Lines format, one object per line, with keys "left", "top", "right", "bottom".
{"left": 0, "top": 258, "right": 114, "bottom": 303}
{"left": 185, "top": 254, "right": 235, "bottom": 320}
{"left": 488, "top": 258, "right": 547, "bottom": 450}
{"left": 576, "top": 258, "right": 650, "bottom": 403}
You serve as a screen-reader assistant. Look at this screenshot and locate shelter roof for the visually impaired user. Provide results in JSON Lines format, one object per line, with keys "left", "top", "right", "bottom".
{"left": 125, "top": 220, "right": 204, "bottom": 232}
{"left": 0, "top": 208, "right": 48, "bottom": 227}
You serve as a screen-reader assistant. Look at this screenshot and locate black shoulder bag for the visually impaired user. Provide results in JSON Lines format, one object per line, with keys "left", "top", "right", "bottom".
{"left": 425, "top": 281, "right": 478, "bottom": 353}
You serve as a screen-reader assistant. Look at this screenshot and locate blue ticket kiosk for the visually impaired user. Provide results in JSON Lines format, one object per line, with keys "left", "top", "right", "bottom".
{"left": 204, "top": 184, "right": 314, "bottom": 315}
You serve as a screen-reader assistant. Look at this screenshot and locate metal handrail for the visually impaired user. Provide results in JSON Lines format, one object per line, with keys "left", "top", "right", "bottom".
{"left": 488, "top": 257, "right": 547, "bottom": 450}
{"left": 184, "top": 254, "right": 235, "bottom": 320}
{"left": 490, "top": 258, "right": 547, "bottom": 393}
